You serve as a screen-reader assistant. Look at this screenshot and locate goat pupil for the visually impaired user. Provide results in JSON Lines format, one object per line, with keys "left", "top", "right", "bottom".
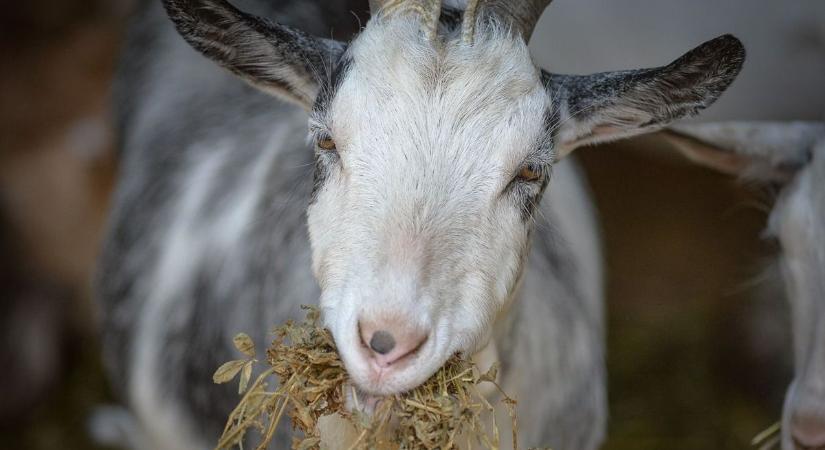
{"left": 318, "top": 137, "right": 336, "bottom": 151}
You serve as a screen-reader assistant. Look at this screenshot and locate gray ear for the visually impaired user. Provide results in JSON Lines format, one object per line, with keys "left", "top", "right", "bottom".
{"left": 546, "top": 34, "right": 746, "bottom": 156}
{"left": 163, "top": 0, "right": 346, "bottom": 109}
{"left": 663, "top": 122, "right": 825, "bottom": 182}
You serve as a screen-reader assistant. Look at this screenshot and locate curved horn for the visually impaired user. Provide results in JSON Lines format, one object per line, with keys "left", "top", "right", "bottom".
{"left": 370, "top": 0, "right": 442, "bottom": 41}
{"left": 464, "top": 0, "right": 553, "bottom": 43}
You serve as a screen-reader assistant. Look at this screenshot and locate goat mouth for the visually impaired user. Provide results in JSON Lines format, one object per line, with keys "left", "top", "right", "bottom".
{"left": 346, "top": 352, "right": 438, "bottom": 397}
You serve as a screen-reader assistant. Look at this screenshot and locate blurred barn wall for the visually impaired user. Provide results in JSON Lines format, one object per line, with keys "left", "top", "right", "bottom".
{"left": 0, "top": 1, "right": 124, "bottom": 447}
{"left": 0, "top": 1, "right": 819, "bottom": 449}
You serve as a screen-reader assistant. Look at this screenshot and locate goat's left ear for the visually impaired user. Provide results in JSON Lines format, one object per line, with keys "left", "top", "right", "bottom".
{"left": 163, "top": 0, "right": 345, "bottom": 110}
{"left": 546, "top": 34, "right": 746, "bottom": 157}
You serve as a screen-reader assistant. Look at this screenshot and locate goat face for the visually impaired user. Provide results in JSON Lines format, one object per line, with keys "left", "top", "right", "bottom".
{"left": 163, "top": 0, "right": 744, "bottom": 396}
{"left": 307, "top": 19, "right": 552, "bottom": 395}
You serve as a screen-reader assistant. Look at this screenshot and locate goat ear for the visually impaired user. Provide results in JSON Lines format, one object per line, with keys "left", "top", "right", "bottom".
{"left": 545, "top": 34, "right": 746, "bottom": 157}
{"left": 662, "top": 122, "right": 825, "bottom": 183}
{"left": 163, "top": 0, "right": 345, "bottom": 109}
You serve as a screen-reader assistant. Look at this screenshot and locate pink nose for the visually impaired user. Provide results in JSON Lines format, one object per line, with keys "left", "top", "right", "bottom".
{"left": 791, "top": 412, "right": 825, "bottom": 449}
{"left": 359, "top": 318, "right": 428, "bottom": 368}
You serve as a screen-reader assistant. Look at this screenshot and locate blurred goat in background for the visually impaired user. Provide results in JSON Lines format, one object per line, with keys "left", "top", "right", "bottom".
{"left": 666, "top": 122, "right": 825, "bottom": 450}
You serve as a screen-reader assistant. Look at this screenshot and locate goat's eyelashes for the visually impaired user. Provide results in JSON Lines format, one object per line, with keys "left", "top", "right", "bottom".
{"left": 516, "top": 164, "right": 544, "bottom": 183}
{"left": 317, "top": 137, "right": 337, "bottom": 151}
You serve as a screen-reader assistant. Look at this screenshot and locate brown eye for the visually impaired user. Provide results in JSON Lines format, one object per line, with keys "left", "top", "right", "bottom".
{"left": 518, "top": 164, "right": 543, "bottom": 182}
{"left": 318, "top": 137, "right": 337, "bottom": 151}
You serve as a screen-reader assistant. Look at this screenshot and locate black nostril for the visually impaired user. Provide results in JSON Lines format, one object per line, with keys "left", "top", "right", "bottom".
{"left": 369, "top": 330, "right": 396, "bottom": 355}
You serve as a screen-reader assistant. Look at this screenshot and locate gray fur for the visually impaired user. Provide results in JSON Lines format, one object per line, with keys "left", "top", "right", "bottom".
{"left": 161, "top": 0, "right": 347, "bottom": 107}
{"left": 98, "top": 1, "right": 743, "bottom": 449}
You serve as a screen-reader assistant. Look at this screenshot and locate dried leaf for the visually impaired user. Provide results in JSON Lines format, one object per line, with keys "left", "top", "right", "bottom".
{"left": 239, "top": 361, "right": 254, "bottom": 394}
{"left": 213, "top": 360, "right": 246, "bottom": 384}
{"left": 478, "top": 362, "right": 499, "bottom": 384}
{"left": 233, "top": 333, "right": 256, "bottom": 357}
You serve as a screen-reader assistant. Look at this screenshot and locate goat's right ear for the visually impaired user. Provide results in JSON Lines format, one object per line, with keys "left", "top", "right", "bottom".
{"left": 662, "top": 122, "right": 825, "bottom": 183}
{"left": 163, "top": 0, "right": 345, "bottom": 109}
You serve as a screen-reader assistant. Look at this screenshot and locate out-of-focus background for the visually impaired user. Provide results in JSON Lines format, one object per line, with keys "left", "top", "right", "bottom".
{"left": 0, "top": 1, "right": 822, "bottom": 449}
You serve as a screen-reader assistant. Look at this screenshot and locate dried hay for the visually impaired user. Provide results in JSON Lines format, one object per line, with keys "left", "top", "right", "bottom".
{"left": 213, "top": 306, "right": 524, "bottom": 450}
{"left": 750, "top": 422, "right": 781, "bottom": 450}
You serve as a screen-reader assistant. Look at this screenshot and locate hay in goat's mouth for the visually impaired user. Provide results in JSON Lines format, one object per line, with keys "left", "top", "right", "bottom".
{"left": 213, "top": 306, "right": 521, "bottom": 450}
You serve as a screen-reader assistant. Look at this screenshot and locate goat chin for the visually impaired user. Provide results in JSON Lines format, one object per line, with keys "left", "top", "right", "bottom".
{"left": 323, "top": 340, "right": 501, "bottom": 449}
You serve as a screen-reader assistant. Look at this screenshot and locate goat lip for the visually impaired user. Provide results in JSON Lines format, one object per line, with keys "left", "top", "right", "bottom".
{"left": 349, "top": 363, "right": 421, "bottom": 397}
{"left": 353, "top": 342, "right": 421, "bottom": 380}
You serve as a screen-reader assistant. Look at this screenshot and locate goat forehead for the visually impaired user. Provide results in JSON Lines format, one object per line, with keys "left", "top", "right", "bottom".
{"left": 328, "top": 18, "right": 550, "bottom": 173}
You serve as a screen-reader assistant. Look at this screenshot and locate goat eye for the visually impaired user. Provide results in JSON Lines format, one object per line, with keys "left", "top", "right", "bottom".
{"left": 517, "top": 164, "right": 543, "bottom": 182}
{"left": 317, "top": 137, "right": 337, "bottom": 151}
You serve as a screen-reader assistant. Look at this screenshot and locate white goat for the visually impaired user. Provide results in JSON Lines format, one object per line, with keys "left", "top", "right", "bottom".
{"left": 96, "top": 0, "right": 745, "bottom": 448}
{"left": 666, "top": 121, "right": 825, "bottom": 450}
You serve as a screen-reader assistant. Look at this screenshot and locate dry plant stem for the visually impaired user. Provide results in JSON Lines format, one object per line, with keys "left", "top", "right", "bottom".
{"left": 345, "top": 429, "right": 369, "bottom": 450}
{"left": 213, "top": 307, "right": 525, "bottom": 450}
{"left": 218, "top": 367, "right": 279, "bottom": 447}
{"left": 256, "top": 389, "right": 290, "bottom": 450}
{"left": 751, "top": 422, "right": 781, "bottom": 450}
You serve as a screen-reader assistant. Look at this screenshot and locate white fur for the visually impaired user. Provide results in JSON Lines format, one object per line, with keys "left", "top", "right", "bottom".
{"left": 308, "top": 17, "right": 552, "bottom": 395}
{"left": 771, "top": 138, "right": 825, "bottom": 450}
